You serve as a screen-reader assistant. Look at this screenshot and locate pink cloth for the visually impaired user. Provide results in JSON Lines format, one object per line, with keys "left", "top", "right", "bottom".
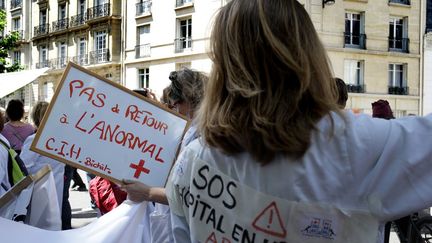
{"left": 1, "top": 123, "right": 35, "bottom": 151}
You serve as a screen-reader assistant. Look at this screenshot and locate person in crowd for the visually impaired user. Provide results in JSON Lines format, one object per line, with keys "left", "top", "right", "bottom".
{"left": 372, "top": 99, "right": 395, "bottom": 120}
{"left": 335, "top": 78, "right": 348, "bottom": 109}
{"left": 1, "top": 99, "right": 35, "bottom": 154}
{"left": 0, "top": 110, "right": 11, "bottom": 197}
{"left": 165, "top": 1, "right": 432, "bottom": 242}
{"left": 121, "top": 68, "right": 207, "bottom": 243}
{"left": 20, "top": 101, "right": 65, "bottom": 220}
{"left": 71, "top": 168, "right": 87, "bottom": 191}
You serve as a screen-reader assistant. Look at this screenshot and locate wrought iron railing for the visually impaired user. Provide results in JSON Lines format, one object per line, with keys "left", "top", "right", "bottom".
{"left": 87, "top": 3, "right": 110, "bottom": 20}
{"left": 36, "top": 60, "right": 50, "bottom": 69}
{"left": 344, "top": 32, "right": 367, "bottom": 49}
{"left": 52, "top": 18, "right": 69, "bottom": 32}
{"left": 174, "top": 37, "right": 192, "bottom": 53}
{"left": 389, "top": 37, "right": 409, "bottom": 53}
{"left": 89, "top": 49, "right": 110, "bottom": 64}
{"left": 50, "top": 57, "right": 68, "bottom": 69}
{"left": 34, "top": 23, "right": 49, "bottom": 37}
{"left": 346, "top": 84, "right": 365, "bottom": 93}
{"left": 10, "top": 0, "right": 21, "bottom": 9}
{"left": 136, "top": 1, "right": 152, "bottom": 15}
{"left": 176, "top": 0, "right": 193, "bottom": 7}
{"left": 70, "top": 13, "right": 87, "bottom": 27}
{"left": 71, "top": 54, "right": 89, "bottom": 66}
{"left": 388, "top": 86, "right": 409, "bottom": 95}
{"left": 135, "top": 44, "right": 151, "bottom": 58}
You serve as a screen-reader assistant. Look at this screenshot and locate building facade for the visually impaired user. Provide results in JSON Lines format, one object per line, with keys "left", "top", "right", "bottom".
{"left": 423, "top": 0, "right": 432, "bottom": 115}
{"left": 315, "top": 0, "right": 422, "bottom": 116}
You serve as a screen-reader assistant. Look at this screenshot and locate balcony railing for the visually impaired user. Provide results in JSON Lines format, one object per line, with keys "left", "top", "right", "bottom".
{"left": 136, "top": 1, "right": 152, "bottom": 16}
{"left": 51, "top": 57, "right": 68, "bottom": 69}
{"left": 389, "top": 0, "right": 410, "bottom": 5}
{"left": 135, "top": 44, "right": 151, "bottom": 58}
{"left": 36, "top": 60, "right": 50, "bottom": 69}
{"left": 70, "top": 13, "right": 87, "bottom": 28}
{"left": 10, "top": 0, "right": 21, "bottom": 9}
{"left": 344, "top": 32, "right": 367, "bottom": 49}
{"left": 174, "top": 37, "right": 192, "bottom": 53}
{"left": 34, "top": 23, "right": 49, "bottom": 37}
{"left": 52, "top": 18, "right": 69, "bottom": 32}
{"left": 89, "top": 49, "right": 110, "bottom": 64}
{"left": 71, "top": 54, "right": 89, "bottom": 66}
{"left": 87, "top": 3, "right": 110, "bottom": 21}
{"left": 388, "top": 86, "right": 409, "bottom": 95}
{"left": 347, "top": 84, "right": 365, "bottom": 93}
{"left": 176, "top": 0, "right": 193, "bottom": 7}
{"left": 389, "top": 37, "right": 409, "bottom": 53}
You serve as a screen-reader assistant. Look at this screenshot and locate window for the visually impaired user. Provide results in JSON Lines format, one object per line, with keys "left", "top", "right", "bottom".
{"left": 58, "top": 42, "right": 67, "bottom": 68}
{"left": 175, "top": 18, "right": 192, "bottom": 52}
{"left": 344, "top": 12, "right": 365, "bottom": 49}
{"left": 389, "top": 17, "right": 408, "bottom": 52}
{"left": 95, "top": 0, "right": 106, "bottom": 6}
{"left": 12, "top": 17, "right": 20, "bottom": 31}
{"left": 78, "top": 37, "right": 87, "bottom": 64}
{"left": 59, "top": 4, "right": 67, "bottom": 19}
{"left": 136, "top": 25, "right": 150, "bottom": 58}
{"left": 38, "top": 45, "right": 48, "bottom": 68}
{"left": 138, "top": 68, "right": 150, "bottom": 88}
{"left": 136, "top": 0, "right": 152, "bottom": 15}
{"left": 388, "top": 63, "right": 408, "bottom": 95}
{"left": 40, "top": 9, "right": 47, "bottom": 24}
{"left": 78, "top": 0, "right": 86, "bottom": 14}
{"left": 13, "top": 51, "right": 21, "bottom": 65}
{"left": 94, "top": 30, "right": 108, "bottom": 63}
{"left": 344, "top": 60, "right": 364, "bottom": 93}
{"left": 176, "top": 0, "right": 193, "bottom": 7}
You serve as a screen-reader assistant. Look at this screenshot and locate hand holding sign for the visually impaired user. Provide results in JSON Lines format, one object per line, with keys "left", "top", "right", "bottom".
{"left": 121, "top": 179, "right": 168, "bottom": 204}
{"left": 31, "top": 62, "right": 189, "bottom": 187}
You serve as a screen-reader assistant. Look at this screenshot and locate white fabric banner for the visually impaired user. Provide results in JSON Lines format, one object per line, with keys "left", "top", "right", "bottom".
{"left": 0, "top": 201, "right": 149, "bottom": 243}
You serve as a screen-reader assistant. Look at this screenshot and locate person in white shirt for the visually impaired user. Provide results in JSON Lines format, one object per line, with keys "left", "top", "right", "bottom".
{"left": 20, "top": 101, "right": 65, "bottom": 209}
{"left": 166, "top": 1, "right": 432, "bottom": 242}
{"left": 0, "top": 111, "right": 11, "bottom": 196}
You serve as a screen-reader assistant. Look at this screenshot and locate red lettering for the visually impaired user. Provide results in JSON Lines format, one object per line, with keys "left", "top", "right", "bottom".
{"left": 155, "top": 147, "right": 164, "bottom": 163}
{"left": 80, "top": 87, "right": 96, "bottom": 102}
{"left": 88, "top": 120, "right": 106, "bottom": 139}
{"left": 45, "top": 137, "right": 55, "bottom": 150}
{"left": 94, "top": 93, "right": 106, "bottom": 108}
{"left": 75, "top": 112, "right": 89, "bottom": 132}
{"left": 69, "top": 80, "right": 84, "bottom": 98}
{"left": 125, "top": 105, "right": 140, "bottom": 122}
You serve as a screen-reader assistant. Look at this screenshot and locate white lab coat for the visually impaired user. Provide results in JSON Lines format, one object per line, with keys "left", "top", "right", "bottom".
{"left": 0, "top": 134, "right": 11, "bottom": 196}
{"left": 167, "top": 111, "right": 432, "bottom": 243}
{"left": 20, "top": 134, "right": 65, "bottom": 208}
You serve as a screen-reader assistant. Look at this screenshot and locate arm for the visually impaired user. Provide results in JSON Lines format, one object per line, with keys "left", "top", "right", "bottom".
{"left": 121, "top": 180, "right": 168, "bottom": 205}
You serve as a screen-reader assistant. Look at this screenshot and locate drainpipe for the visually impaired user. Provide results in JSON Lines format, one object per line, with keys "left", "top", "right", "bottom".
{"left": 120, "top": 0, "right": 126, "bottom": 86}
{"left": 420, "top": 0, "right": 425, "bottom": 116}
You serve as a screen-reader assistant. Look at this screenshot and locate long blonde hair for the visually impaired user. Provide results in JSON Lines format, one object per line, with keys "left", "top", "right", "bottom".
{"left": 197, "top": 0, "right": 340, "bottom": 164}
{"left": 31, "top": 101, "right": 49, "bottom": 128}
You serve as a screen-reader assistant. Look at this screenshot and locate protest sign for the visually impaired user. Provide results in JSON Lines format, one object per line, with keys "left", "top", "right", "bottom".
{"left": 31, "top": 62, "right": 189, "bottom": 187}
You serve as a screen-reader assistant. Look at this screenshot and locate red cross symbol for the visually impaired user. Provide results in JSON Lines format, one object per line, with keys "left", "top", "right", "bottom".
{"left": 129, "top": 159, "right": 150, "bottom": 179}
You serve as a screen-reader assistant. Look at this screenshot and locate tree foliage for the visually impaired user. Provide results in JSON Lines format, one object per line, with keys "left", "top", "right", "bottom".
{"left": 0, "top": 9, "right": 23, "bottom": 73}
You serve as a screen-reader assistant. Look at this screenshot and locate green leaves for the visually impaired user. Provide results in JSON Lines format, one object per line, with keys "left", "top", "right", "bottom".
{"left": 0, "top": 10, "right": 23, "bottom": 73}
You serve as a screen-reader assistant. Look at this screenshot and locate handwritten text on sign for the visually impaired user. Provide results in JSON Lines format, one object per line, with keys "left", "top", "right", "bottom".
{"left": 31, "top": 63, "right": 188, "bottom": 187}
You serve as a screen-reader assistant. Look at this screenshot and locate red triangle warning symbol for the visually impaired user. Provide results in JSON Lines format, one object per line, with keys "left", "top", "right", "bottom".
{"left": 252, "top": 201, "right": 287, "bottom": 238}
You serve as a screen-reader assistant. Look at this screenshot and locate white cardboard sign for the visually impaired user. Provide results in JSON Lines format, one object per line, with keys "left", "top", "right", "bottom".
{"left": 31, "top": 62, "right": 189, "bottom": 187}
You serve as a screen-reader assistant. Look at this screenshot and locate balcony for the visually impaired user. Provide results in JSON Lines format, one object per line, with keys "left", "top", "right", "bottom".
{"left": 89, "top": 49, "right": 110, "bottom": 64}
{"left": 135, "top": 44, "right": 151, "bottom": 58}
{"left": 71, "top": 55, "right": 89, "bottom": 66}
{"left": 388, "top": 86, "right": 409, "bottom": 95}
{"left": 50, "top": 57, "right": 68, "bottom": 69}
{"left": 176, "top": 0, "right": 193, "bottom": 8}
{"left": 344, "top": 32, "right": 366, "bottom": 49}
{"left": 52, "top": 18, "right": 69, "bottom": 32}
{"left": 36, "top": 60, "right": 50, "bottom": 69}
{"left": 34, "top": 23, "right": 49, "bottom": 37}
{"left": 389, "top": 0, "right": 410, "bottom": 5}
{"left": 346, "top": 84, "right": 365, "bottom": 93}
{"left": 10, "top": 0, "right": 21, "bottom": 9}
{"left": 389, "top": 37, "right": 409, "bottom": 53}
{"left": 174, "top": 37, "right": 192, "bottom": 53}
{"left": 87, "top": 3, "right": 110, "bottom": 21}
{"left": 70, "top": 13, "right": 87, "bottom": 28}
{"left": 136, "top": 1, "right": 152, "bottom": 16}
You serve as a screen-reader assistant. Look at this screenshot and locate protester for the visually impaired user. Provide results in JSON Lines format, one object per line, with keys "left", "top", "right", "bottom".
{"left": 20, "top": 101, "right": 65, "bottom": 214}
{"left": 122, "top": 68, "right": 207, "bottom": 243}
{"left": 71, "top": 168, "right": 87, "bottom": 191}
{"left": 372, "top": 99, "right": 395, "bottom": 119}
{"left": 0, "top": 110, "right": 11, "bottom": 197}
{"left": 335, "top": 78, "right": 348, "bottom": 109}
{"left": 1, "top": 99, "right": 35, "bottom": 154}
{"left": 165, "top": 1, "right": 432, "bottom": 242}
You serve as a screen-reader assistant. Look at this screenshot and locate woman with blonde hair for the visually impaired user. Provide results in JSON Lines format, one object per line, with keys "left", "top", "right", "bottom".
{"left": 167, "top": 0, "right": 432, "bottom": 242}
